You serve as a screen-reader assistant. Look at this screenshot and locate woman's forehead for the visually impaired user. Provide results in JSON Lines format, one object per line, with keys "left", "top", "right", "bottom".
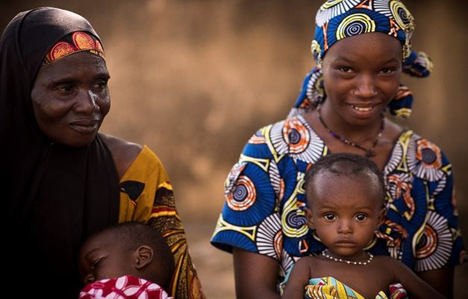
{"left": 323, "top": 32, "right": 402, "bottom": 62}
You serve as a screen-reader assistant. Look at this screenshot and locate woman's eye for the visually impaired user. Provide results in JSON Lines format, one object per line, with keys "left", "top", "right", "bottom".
{"left": 338, "top": 66, "right": 352, "bottom": 73}
{"left": 56, "top": 84, "right": 75, "bottom": 95}
{"left": 323, "top": 213, "right": 336, "bottom": 221}
{"left": 380, "top": 67, "right": 397, "bottom": 74}
{"left": 355, "top": 214, "right": 367, "bottom": 222}
{"left": 93, "top": 80, "right": 108, "bottom": 91}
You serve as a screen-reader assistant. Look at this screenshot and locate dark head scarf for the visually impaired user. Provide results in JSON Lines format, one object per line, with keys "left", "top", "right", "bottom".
{"left": 0, "top": 7, "right": 119, "bottom": 297}
{"left": 291, "top": 0, "right": 433, "bottom": 119}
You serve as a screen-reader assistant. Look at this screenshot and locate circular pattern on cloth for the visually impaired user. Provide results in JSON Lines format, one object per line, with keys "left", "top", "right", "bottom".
{"left": 282, "top": 197, "right": 309, "bottom": 238}
{"left": 336, "top": 13, "right": 376, "bottom": 40}
{"left": 285, "top": 209, "right": 308, "bottom": 230}
{"left": 257, "top": 213, "right": 283, "bottom": 259}
{"left": 316, "top": 0, "right": 362, "bottom": 27}
{"left": 414, "top": 211, "right": 452, "bottom": 272}
{"left": 408, "top": 138, "right": 444, "bottom": 182}
{"left": 384, "top": 138, "right": 403, "bottom": 174}
{"left": 271, "top": 116, "right": 325, "bottom": 163}
{"left": 224, "top": 161, "right": 246, "bottom": 195}
{"left": 226, "top": 175, "right": 256, "bottom": 211}
{"left": 306, "top": 67, "right": 325, "bottom": 106}
{"left": 386, "top": 173, "right": 414, "bottom": 219}
{"left": 389, "top": 0, "right": 414, "bottom": 32}
{"left": 73, "top": 31, "right": 96, "bottom": 50}
{"left": 283, "top": 118, "right": 311, "bottom": 154}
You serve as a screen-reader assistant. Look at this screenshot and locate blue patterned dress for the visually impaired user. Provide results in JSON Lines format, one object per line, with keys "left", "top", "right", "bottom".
{"left": 211, "top": 113, "right": 464, "bottom": 282}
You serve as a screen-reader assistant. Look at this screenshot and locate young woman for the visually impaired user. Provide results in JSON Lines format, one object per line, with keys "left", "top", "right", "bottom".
{"left": 211, "top": 1, "right": 464, "bottom": 298}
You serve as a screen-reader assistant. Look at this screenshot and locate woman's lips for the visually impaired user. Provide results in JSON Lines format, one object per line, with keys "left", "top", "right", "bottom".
{"left": 347, "top": 103, "right": 379, "bottom": 119}
{"left": 69, "top": 119, "right": 99, "bottom": 134}
{"left": 351, "top": 105, "right": 373, "bottom": 112}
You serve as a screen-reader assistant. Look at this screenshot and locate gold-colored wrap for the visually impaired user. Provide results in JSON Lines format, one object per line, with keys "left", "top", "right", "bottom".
{"left": 119, "top": 146, "right": 205, "bottom": 298}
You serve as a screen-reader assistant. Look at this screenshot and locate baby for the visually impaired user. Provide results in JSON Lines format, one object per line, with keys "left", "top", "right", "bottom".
{"left": 78, "top": 222, "right": 175, "bottom": 298}
{"left": 281, "top": 153, "right": 444, "bottom": 299}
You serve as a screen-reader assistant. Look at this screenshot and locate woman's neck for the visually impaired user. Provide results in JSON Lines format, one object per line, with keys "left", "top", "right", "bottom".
{"left": 318, "top": 102, "right": 384, "bottom": 144}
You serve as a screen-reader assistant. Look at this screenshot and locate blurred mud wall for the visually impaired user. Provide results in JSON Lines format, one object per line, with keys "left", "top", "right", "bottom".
{"left": 2, "top": 1, "right": 467, "bottom": 298}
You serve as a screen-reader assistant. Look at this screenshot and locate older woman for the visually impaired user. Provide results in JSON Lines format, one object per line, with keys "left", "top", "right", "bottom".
{"left": 1, "top": 7, "right": 203, "bottom": 298}
{"left": 211, "top": 1, "right": 464, "bottom": 298}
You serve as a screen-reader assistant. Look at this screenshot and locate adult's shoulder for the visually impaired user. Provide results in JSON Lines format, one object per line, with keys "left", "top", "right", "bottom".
{"left": 100, "top": 133, "right": 143, "bottom": 179}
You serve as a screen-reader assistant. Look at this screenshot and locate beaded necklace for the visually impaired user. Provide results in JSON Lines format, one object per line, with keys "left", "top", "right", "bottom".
{"left": 321, "top": 249, "right": 374, "bottom": 266}
{"left": 317, "top": 106, "right": 384, "bottom": 158}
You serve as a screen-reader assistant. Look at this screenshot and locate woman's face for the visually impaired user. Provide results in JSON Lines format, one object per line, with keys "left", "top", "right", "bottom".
{"left": 321, "top": 32, "right": 402, "bottom": 127}
{"left": 31, "top": 52, "right": 110, "bottom": 147}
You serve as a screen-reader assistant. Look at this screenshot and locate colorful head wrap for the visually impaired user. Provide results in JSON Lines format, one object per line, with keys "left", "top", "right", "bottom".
{"left": 44, "top": 31, "right": 104, "bottom": 64}
{"left": 293, "top": 0, "right": 433, "bottom": 118}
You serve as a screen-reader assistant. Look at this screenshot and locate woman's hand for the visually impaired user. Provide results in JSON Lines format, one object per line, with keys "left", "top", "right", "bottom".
{"left": 417, "top": 268, "right": 453, "bottom": 298}
{"left": 233, "top": 247, "right": 280, "bottom": 299}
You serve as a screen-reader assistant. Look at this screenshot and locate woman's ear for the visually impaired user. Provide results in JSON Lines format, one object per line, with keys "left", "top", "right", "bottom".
{"left": 134, "top": 245, "right": 154, "bottom": 270}
{"left": 305, "top": 207, "right": 315, "bottom": 230}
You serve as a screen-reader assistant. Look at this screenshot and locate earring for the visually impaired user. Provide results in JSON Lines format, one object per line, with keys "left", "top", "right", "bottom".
{"left": 311, "top": 229, "right": 322, "bottom": 242}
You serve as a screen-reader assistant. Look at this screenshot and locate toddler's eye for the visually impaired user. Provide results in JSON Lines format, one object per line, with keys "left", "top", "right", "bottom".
{"left": 355, "top": 214, "right": 367, "bottom": 222}
{"left": 380, "top": 68, "right": 395, "bottom": 74}
{"left": 323, "top": 213, "right": 336, "bottom": 221}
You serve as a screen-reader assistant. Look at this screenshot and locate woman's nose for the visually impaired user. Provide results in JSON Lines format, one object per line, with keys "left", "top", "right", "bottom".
{"left": 353, "top": 75, "right": 378, "bottom": 98}
{"left": 74, "top": 89, "right": 100, "bottom": 113}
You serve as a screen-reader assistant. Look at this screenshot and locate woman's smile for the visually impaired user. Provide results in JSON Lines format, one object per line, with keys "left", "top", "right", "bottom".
{"left": 69, "top": 118, "right": 100, "bottom": 134}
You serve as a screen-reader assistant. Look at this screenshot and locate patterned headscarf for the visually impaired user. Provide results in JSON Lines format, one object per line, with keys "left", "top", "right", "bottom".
{"left": 44, "top": 31, "right": 104, "bottom": 64}
{"left": 293, "top": 0, "right": 433, "bottom": 118}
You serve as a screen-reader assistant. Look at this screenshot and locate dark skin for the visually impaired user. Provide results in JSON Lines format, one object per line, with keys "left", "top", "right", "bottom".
{"left": 233, "top": 32, "right": 453, "bottom": 298}
{"left": 282, "top": 173, "right": 445, "bottom": 299}
{"left": 282, "top": 256, "right": 445, "bottom": 299}
{"left": 31, "top": 52, "right": 142, "bottom": 178}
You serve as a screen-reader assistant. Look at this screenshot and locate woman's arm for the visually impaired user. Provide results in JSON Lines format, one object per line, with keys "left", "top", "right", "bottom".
{"left": 233, "top": 248, "right": 280, "bottom": 299}
{"left": 417, "top": 268, "right": 453, "bottom": 299}
{"left": 390, "top": 259, "right": 446, "bottom": 299}
{"left": 281, "top": 258, "right": 311, "bottom": 299}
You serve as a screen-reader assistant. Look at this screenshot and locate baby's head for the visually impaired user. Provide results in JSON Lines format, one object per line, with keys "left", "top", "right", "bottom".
{"left": 304, "top": 153, "right": 385, "bottom": 254}
{"left": 78, "top": 222, "right": 174, "bottom": 290}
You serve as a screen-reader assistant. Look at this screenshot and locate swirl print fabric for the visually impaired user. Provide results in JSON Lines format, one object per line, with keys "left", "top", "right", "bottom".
{"left": 211, "top": 113, "right": 464, "bottom": 282}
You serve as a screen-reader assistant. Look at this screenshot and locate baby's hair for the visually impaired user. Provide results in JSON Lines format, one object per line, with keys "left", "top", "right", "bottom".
{"left": 305, "top": 153, "right": 385, "bottom": 204}
{"left": 93, "top": 221, "right": 174, "bottom": 287}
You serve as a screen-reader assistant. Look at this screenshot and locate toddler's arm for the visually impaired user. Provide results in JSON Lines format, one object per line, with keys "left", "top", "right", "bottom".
{"left": 388, "top": 258, "right": 446, "bottom": 299}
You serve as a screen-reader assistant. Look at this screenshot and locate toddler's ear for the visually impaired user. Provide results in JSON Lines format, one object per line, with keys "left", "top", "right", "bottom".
{"left": 378, "top": 207, "right": 386, "bottom": 225}
{"left": 305, "top": 208, "right": 315, "bottom": 230}
{"left": 134, "top": 245, "right": 154, "bottom": 269}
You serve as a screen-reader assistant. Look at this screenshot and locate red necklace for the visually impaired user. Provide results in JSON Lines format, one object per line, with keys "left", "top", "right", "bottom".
{"left": 317, "top": 106, "right": 384, "bottom": 158}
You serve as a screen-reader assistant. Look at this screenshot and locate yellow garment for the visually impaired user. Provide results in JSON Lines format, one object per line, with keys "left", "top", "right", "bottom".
{"left": 305, "top": 277, "right": 388, "bottom": 299}
{"left": 119, "top": 146, "right": 204, "bottom": 299}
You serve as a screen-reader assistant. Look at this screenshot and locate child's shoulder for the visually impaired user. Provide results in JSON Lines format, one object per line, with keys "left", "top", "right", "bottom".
{"left": 293, "top": 255, "right": 322, "bottom": 271}
{"left": 371, "top": 255, "right": 402, "bottom": 270}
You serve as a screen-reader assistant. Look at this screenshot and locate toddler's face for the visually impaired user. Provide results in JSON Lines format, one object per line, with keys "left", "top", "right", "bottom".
{"left": 78, "top": 231, "right": 135, "bottom": 285}
{"left": 306, "top": 172, "right": 384, "bottom": 258}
